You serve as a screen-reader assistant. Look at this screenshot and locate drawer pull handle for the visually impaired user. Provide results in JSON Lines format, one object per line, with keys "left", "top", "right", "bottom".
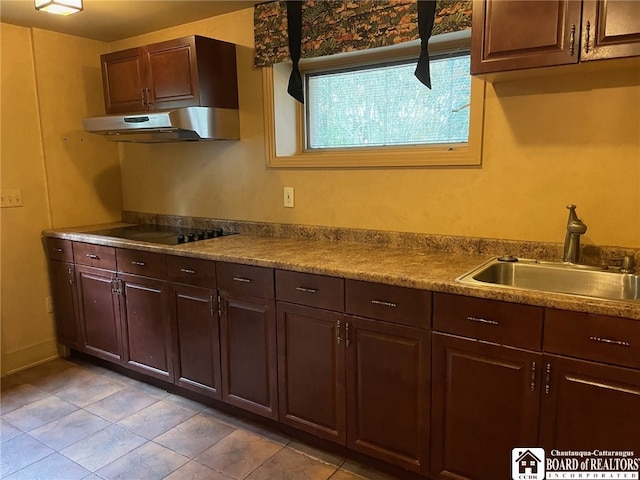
{"left": 371, "top": 300, "right": 397, "bottom": 308}
{"left": 85, "top": 254, "right": 100, "bottom": 260}
{"left": 296, "top": 287, "right": 317, "bottom": 294}
{"left": 233, "top": 277, "right": 252, "bottom": 283}
{"left": 589, "top": 336, "right": 630, "bottom": 347}
{"left": 467, "top": 316, "right": 499, "bottom": 325}
{"left": 131, "top": 261, "right": 146, "bottom": 266}
{"left": 180, "top": 268, "right": 196, "bottom": 274}
{"left": 54, "top": 248, "right": 64, "bottom": 252}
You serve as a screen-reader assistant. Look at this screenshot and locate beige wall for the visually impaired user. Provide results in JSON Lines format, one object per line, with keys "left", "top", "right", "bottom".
{"left": 0, "top": 24, "right": 122, "bottom": 374}
{"left": 118, "top": 9, "right": 640, "bottom": 248}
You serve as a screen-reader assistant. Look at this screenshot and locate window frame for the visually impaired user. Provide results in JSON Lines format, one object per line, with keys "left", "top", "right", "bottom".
{"left": 262, "top": 30, "right": 484, "bottom": 168}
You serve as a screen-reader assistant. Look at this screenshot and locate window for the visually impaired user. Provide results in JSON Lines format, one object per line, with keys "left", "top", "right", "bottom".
{"left": 306, "top": 53, "right": 471, "bottom": 149}
{"left": 263, "top": 30, "right": 484, "bottom": 168}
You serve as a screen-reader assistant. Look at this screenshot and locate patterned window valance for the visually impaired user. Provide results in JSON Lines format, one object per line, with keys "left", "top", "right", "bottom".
{"left": 253, "top": 0, "right": 472, "bottom": 67}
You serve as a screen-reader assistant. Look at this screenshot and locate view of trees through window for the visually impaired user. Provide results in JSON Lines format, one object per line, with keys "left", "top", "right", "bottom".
{"left": 306, "top": 54, "right": 471, "bottom": 149}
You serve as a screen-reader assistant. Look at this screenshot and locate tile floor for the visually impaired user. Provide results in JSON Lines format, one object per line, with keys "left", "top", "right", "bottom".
{"left": 1, "top": 358, "right": 398, "bottom": 480}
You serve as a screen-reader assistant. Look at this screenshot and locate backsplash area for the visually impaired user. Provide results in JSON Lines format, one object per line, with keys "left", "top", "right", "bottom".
{"left": 122, "top": 211, "right": 639, "bottom": 267}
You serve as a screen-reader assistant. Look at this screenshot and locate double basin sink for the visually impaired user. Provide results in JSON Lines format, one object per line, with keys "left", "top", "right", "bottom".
{"left": 457, "top": 257, "right": 640, "bottom": 302}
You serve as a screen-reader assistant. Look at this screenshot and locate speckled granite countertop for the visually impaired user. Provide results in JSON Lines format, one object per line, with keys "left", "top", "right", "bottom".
{"left": 44, "top": 222, "right": 640, "bottom": 321}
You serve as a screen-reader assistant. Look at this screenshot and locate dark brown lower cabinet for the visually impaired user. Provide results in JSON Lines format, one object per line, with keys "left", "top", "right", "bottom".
{"left": 347, "top": 316, "right": 430, "bottom": 476}
{"left": 75, "top": 264, "right": 121, "bottom": 364}
{"left": 49, "top": 261, "right": 82, "bottom": 349}
{"left": 540, "top": 354, "right": 640, "bottom": 452}
{"left": 171, "top": 283, "right": 221, "bottom": 398}
{"left": 119, "top": 273, "right": 173, "bottom": 382}
{"left": 219, "top": 292, "right": 278, "bottom": 419}
{"left": 277, "top": 302, "right": 346, "bottom": 443}
{"left": 430, "top": 332, "right": 541, "bottom": 480}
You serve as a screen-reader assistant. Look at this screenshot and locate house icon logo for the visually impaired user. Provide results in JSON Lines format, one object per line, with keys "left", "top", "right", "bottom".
{"left": 512, "top": 448, "right": 545, "bottom": 480}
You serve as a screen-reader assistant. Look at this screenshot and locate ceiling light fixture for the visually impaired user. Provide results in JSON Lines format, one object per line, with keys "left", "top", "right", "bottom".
{"left": 34, "top": 0, "right": 83, "bottom": 16}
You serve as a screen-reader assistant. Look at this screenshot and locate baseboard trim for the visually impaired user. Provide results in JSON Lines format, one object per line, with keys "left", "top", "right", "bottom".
{"left": 2, "top": 339, "right": 60, "bottom": 376}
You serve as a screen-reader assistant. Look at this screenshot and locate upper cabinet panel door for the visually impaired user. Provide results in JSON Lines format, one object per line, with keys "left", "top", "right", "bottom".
{"left": 581, "top": 0, "right": 640, "bottom": 60}
{"left": 145, "top": 38, "right": 200, "bottom": 110}
{"left": 471, "top": 0, "right": 582, "bottom": 74}
{"left": 101, "top": 48, "right": 146, "bottom": 114}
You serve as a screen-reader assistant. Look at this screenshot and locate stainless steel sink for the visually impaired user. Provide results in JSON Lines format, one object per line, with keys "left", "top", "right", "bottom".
{"left": 457, "top": 257, "right": 640, "bottom": 302}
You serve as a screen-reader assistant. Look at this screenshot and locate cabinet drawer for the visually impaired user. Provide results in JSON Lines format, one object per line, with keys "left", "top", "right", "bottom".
{"left": 433, "top": 293, "right": 543, "bottom": 351}
{"left": 116, "top": 249, "right": 166, "bottom": 278}
{"left": 73, "top": 242, "right": 116, "bottom": 270}
{"left": 276, "top": 270, "right": 344, "bottom": 311}
{"left": 167, "top": 255, "right": 216, "bottom": 288}
{"left": 545, "top": 309, "right": 640, "bottom": 369}
{"left": 217, "top": 262, "right": 274, "bottom": 298}
{"left": 345, "top": 279, "right": 431, "bottom": 329}
{"left": 46, "top": 238, "right": 73, "bottom": 262}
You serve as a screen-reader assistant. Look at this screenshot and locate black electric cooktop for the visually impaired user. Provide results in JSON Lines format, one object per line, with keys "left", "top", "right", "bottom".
{"left": 90, "top": 224, "right": 236, "bottom": 245}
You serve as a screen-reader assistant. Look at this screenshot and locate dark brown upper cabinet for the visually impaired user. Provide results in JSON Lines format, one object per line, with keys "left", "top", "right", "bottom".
{"left": 471, "top": 0, "right": 640, "bottom": 75}
{"left": 101, "top": 35, "right": 238, "bottom": 114}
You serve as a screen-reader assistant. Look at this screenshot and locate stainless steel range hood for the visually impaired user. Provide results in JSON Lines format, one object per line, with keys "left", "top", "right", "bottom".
{"left": 82, "top": 106, "right": 240, "bottom": 143}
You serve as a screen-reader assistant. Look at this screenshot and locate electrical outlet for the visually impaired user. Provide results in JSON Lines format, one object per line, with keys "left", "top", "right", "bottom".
{"left": 1, "top": 189, "right": 23, "bottom": 208}
{"left": 284, "top": 187, "right": 294, "bottom": 208}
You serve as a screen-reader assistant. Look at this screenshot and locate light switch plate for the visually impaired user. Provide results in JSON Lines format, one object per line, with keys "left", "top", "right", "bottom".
{"left": 284, "top": 187, "right": 294, "bottom": 208}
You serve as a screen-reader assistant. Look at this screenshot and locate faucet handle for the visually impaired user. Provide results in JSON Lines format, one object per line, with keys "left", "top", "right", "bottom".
{"left": 621, "top": 255, "right": 636, "bottom": 274}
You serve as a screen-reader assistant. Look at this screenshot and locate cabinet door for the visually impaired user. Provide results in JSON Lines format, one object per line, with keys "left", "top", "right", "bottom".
{"left": 471, "top": 0, "right": 582, "bottom": 74}
{"left": 145, "top": 37, "right": 200, "bottom": 111}
{"left": 219, "top": 292, "right": 278, "bottom": 419}
{"left": 49, "top": 261, "right": 81, "bottom": 349}
{"left": 431, "top": 333, "right": 541, "bottom": 480}
{"left": 171, "top": 283, "right": 221, "bottom": 399}
{"left": 119, "top": 273, "right": 173, "bottom": 382}
{"left": 346, "top": 316, "right": 430, "bottom": 475}
{"left": 101, "top": 47, "right": 146, "bottom": 114}
{"left": 581, "top": 0, "right": 640, "bottom": 60}
{"left": 75, "top": 265, "right": 121, "bottom": 363}
{"left": 277, "top": 302, "right": 346, "bottom": 444}
{"left": 540, "top": 354, "right": 640, "bottom": 452}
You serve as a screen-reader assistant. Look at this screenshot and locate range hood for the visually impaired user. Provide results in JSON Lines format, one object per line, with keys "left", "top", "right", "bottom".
{"left": 82, "top": 106, "right": 240, "bottom": 143}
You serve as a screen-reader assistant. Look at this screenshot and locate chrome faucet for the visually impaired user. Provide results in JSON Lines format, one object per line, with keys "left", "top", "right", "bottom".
{"left": 563, "top": 204, "right": 587, "bottom": 263}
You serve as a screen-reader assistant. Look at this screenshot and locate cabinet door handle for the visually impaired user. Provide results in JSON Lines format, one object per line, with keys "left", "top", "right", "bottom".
{"left": 131, "top": 261, "right": 145, "bottom": 266}
{"left": 296, "top": 287, "right": 317, "bottom": 294}
{"left": 589, "top": 336, "right": 630, "bottom": 348}
{"left": 569, "top": 23, "right": 576, "bottom": 56}
{"left": 466, "top": 316, "right": 499, "bottom": 325}
{"left": 544, "top": 363, "right": 552, "bottom": 394}
{"left": 371, "top": 299, "right": 397, "bottom": 308}
{"left": 337, "top": 320, "right": 342, "bottom": 345}
{"left": 346, "top": 322, "right": 351, "bottom": 347}
{"left": 232, "top": 277, "right": 252, "bottom": 283}
{"left": 530, "top": 361, "right": 536, "bottom": 392}
{"left": 584, "top": 20, "right": 591, "bottom": 54}
{"left": 180, "top": 268, "right": 196, "bottom": 274}
{"left": 85, "top": 253, "right": 100, "bottom": 260}
{"left": 140, "top": 89, "right": 146, "bottom": 107}
{"left": 54, "top": 247, "right": 64, "bottom": 253}
{"left": 67, "top": 266, "right": 74, "bottom": 285}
